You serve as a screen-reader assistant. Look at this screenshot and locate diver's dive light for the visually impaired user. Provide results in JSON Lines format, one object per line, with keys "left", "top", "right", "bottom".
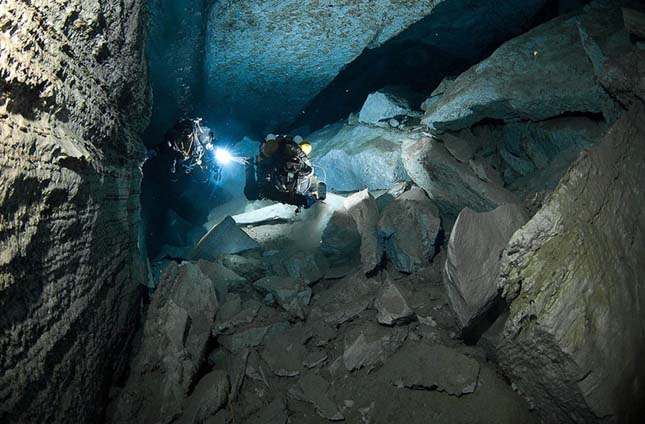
{"left": 215, "top": 148, "right": 233, "bottom": 165}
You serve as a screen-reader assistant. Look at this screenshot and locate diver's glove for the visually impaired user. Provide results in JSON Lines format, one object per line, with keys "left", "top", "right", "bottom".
{"left": 303, "top": 193, "right": 316, "bottom": 209}
{"left": 146, "top": 149, "right": 157, "bottom": 159}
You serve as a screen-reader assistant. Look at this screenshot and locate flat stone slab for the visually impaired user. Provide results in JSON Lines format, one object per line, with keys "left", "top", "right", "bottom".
{"left": 193, "top": 216, "right": 261, "bottom": 260}
{"left": 381, "top": 342, "right": 480, "bottom": 396}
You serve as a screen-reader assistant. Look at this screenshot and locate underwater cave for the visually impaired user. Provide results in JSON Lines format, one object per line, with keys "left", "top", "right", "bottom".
{"left": 1, "top": 0, "right": 645, "bottom": 423}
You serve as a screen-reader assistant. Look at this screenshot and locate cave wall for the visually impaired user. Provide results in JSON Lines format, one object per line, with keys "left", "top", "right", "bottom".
{"left": 0, "top": 1, "right": 149, "bottom": 422}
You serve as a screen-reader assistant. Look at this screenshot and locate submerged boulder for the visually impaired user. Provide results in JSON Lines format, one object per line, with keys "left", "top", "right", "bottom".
{"left": 402, "top": 137, "right": 518, "bottom": 219}
{"left": 308, "top": 122, "right": 416, "bottom": 192}
{"left": 193, "top": 216, "right": 261, "bottom": 260}
{"left": 358, "top": 87, "right": 420, "bottom": 125}
{"left": 378, "top": 187, "right": 442, "bottom": 273}
{"left": 320, "top": 206, "right": 362, "bottom": 267}
{"left": 422, "top": 9, "right": 617, "bottom": 131}
{"left": 344, "top": 190, "right": 383, "bottom": 274}
{"left": 579, "top": 1, "right": 645, "bottom": 107}
{"left": 498, "top": 104, "right": 645, "bottom": 423}
{"left": 443, "top": 204, "right": 528, "bottom": 330}
{"left": 112, "top": 263, "right": 219, "bottom": 423}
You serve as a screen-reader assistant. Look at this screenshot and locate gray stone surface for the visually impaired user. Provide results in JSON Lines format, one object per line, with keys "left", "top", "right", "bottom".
{"left": 193, "top": 216, "right": 261, "bottom": 260}
{"left": 344, "top": 190, "right": 383, "bottom": 274}
{"left": 382, "top": 343, "right": 480, "bottom": 395}
{"left": 498, "top": 104, "right": 645, "bottom": 423}
{"left": 378, "top": 187, "right": 442, "bottom": 273}
{"left": 204, "top": 1, "right": 440, "bottom": 130}
{"left": 359, "top": 87, "right": 419, "bottom": 125}
{"left": 253, "top": 276, "right": 312, "bottom": 319}
{"left": 579, "top": 1, "right": 645, "bottom": 107}
{"left": 403, "top": 136, "right": 518, "bottom": 218}
{"left": 422, "top": 10, "right": 616, "bottom": 131}
{"left": 197, "top": 259, "right": 248, "bottom": 301}
{"left": 289, "top": 374, "right": 344, "bottom": 421}
{"left": 375, "top": 280, "right": 415, "bottom": 326}
{"left": 308, "top": 122, "right": 416, "bottom": 192}
{"left": 217, "top": 254, "right": 268, "bottom": 283}
{"left": 320, "top": 206, "right": 362, "bottom": 267}
{"left": 310, "top": 273, "right": 381, "bottom": 327}
{"left": 112, "top": 263, "right": 219, "bottom": 423}
{"left": 343, "top": 322, "right": 408, "bottom": 371}
{"left": 443, "top": 204, "right": 528, "bottom": 329}
{"left": 0, "top": 1, "right": 149, "bottom": 422}
{"left": 282, "top": 251, "right": 324, "bottom": 286}
{"left": 180, "top": 370, "right": 230, "bottom": 423}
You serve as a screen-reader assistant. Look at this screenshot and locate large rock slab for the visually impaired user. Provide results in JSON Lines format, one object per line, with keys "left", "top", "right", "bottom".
{"left": 443, "top": 204, "right": 528, "bottom": 330}
{"left": 205, "top": 1, "right": 444, "bottom": 130}
{"left": 403, "top": 136, "right": 518, "bottom": 218}
{"left": 193, "top": 216, "right": 261, "bottom": 260}
{"left": 378, "top": 187, "right": 442, "bottom": 273}
{"left": 359, "top": 87, "right": 419, "bottom": 125}
{"left": 422, "top": 10, "right": 616, "bottom": 131}
{"left": 497, "top": 104, "right": 645, "bottom": 423}
{"left": 375, "top": 279, "right": 415, "bottom": 326}
{"left": 381, "top": 342, "right": 480, "bottom": 395}
{"left": 320, "top": 206, "right": 362, "bottom": 267}
{"left": 579, "top": 1, "right": 645, "bottom": 107}
{"left": 288, "top": 374, "right": 344, "bottom": 421}
{"left": 112, "top": 262, "right": 219, "bottom": 423}
{"left": 344, "top": 190, "right": 383, "bottom": 274}
{"left": 308, "top": 122, "right": 416, "bottom": 192}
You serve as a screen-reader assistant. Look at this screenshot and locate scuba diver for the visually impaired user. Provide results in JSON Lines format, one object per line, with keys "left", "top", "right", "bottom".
{"left": 147, "top": 118, "right": 220, "bottom": 184}
{"left": 244, "top": 134, "right": 326, "bottom": 210}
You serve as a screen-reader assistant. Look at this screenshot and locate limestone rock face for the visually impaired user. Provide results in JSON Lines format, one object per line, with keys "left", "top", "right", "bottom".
{"left": 0, "top": 1, "right": 149, "bottom": 422}
{"left": 498, "top": 105, "right": 645, "bottom": 423}
{"left": 308, "top": 122, "right": 416, "bottom": 192}
{"left": 422, "top": 9, "right": 616, "bottom": 131}
{"left": 443, "top": 204, "right": 528, "bottom": 330}
{"left": 378, "top": 187, "right": 442, "bottom": 273}
{"left": 358, "top": 87, "right": 419, "bottom": 125}
{"left": 402, "top": 137, "right": 518, "bottom": 219}
{"left": 204, "top": 0, "right": 445, "bottom": 131}
{"left": 579, "top": 1, "right": 645, "bottom": 108}
{"left": 112, "top": 263, "right": 219, "bottom": 424}
{"left": 344, "top": 190, "right": 383, "bottom": 274}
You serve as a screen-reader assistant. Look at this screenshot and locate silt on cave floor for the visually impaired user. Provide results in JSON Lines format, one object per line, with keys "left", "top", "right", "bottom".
{"left": 1, "top": 0, "right": 645, "bottom": 423}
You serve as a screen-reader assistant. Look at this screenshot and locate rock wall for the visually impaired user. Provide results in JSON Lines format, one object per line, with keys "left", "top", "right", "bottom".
{"left": 498, "top": 103, "right": 645, "bottom": 423}
{"left": 0, "top": 1, "right": 149, "bottom": 422}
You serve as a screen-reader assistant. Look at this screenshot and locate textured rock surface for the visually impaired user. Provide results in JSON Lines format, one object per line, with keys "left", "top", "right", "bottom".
{"left": 443, "top": 204, "right": 527, "bottom": 329}
{"left": 193, "top": 216, "right": 261, "bottom": 260}
{"left": 403, "top": 137, "right": 518, "bottom": 218}
{"left": 0, "top": 1, "right": 149, "bottom": 422}
{"left": 111, "top": 263, "right": 219, "bottom": 423}
{"left": 498, "top": 104, "right": 645, "bottom": 423}
{"left": 359, "top": 87, "right": 419, "bottom": 125}
{"left": 344, "top": 190, "right": 383, "bottom": 274}
{"left": 579, "top": 0, "right": 645, "bottom": 108}
{"left": 422, "top": 9, "right": 617, "bottom": 131}
{"left": 308, "top": 122, "right": 416, "bottom": 192}
{"left": 204, "top": 0, "right": 440, "bottom": 130}
{"left": 378, "top": 187, "right": 442, "bottom": 273}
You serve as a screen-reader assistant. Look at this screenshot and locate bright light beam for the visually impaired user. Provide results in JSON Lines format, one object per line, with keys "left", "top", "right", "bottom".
{"left": 215, "top": 148, "right": 233, "bottom": 165}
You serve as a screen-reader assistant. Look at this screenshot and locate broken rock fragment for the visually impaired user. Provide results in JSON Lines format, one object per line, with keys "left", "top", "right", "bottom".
{"left": 253, "top": 276, "right": 312, "bottom": 318}
{"left": 344, "top": 189, "right": 383, "bottom": 274}
{"left": 378, "top": 186, "right": 441, "bottom": 273}
{"left": 382, "top": 342, "right": 480, "bottom": 396}
{"left": 343, "top": 322, "right": 408, "bottom": 371}
{"left": 443, "top": 204, "right": 528, "bottom": 330}
{"left": 374, "top": 279, "right": 415, "bottom": 326}
{"left": 193, "top": 216, "right": 261, "bottom": 260}
{"left": 289, "top": 373, "right": 344, "bottom": 421}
